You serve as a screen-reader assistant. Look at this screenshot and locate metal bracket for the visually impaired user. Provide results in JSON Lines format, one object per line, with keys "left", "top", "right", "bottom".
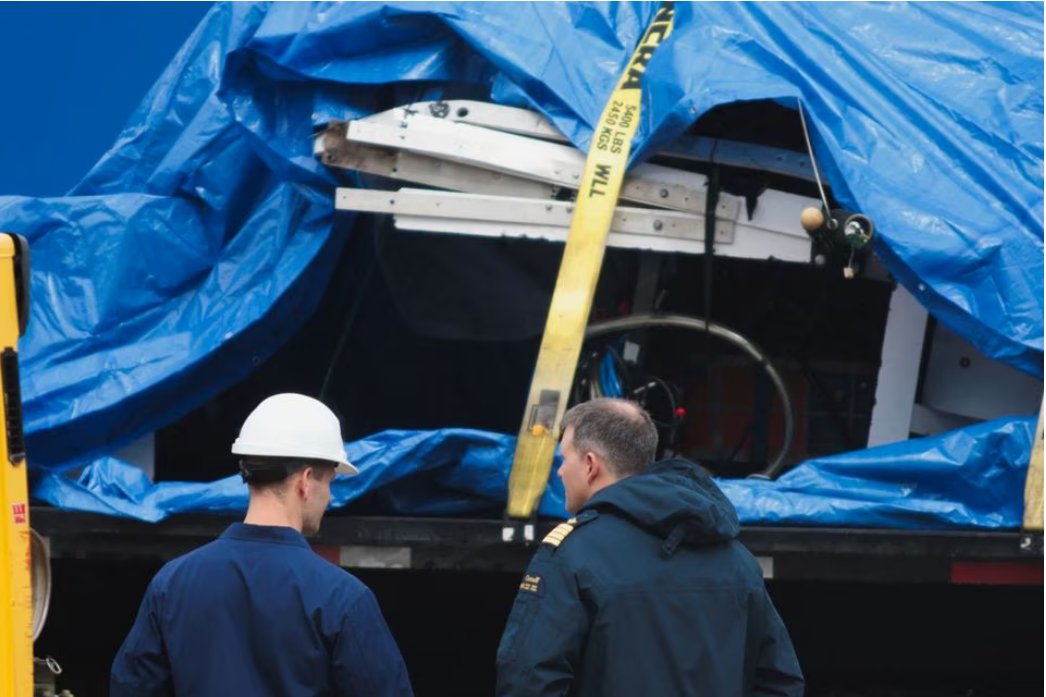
{"left": 344, "top": 108, "right": 740, "bottom": 216}
{"left": 317, "top": 123, "right": 557, "bottom": 199}
{"left": 334, "top": 186, "right": 819, "bottom": 262}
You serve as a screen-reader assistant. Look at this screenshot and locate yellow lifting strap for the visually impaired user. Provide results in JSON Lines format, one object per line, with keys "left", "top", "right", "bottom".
{"left": 506, "top": 4, "right": 675, "bottom": 520}
{"left": 1022, "top": 395, "right": 1044, "bottom": 533}
{"left": 0, "top": 232, "right": 31, "bottom": 697}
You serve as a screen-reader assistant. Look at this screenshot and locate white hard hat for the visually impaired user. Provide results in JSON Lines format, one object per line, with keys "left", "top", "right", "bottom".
{"left": 231, "top": 393, "right": 358, "bottom": 475}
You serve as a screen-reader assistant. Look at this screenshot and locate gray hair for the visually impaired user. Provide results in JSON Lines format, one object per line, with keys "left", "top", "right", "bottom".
{"left": 560, "top": 398, "right": 658, "bottom": 478}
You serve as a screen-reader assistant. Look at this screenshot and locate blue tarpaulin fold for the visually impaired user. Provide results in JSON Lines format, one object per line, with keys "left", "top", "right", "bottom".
{"left": 34, "top": 416, "right": 1036, "bottom": 528}
{"left": 1, "top": 2, "right": 1041, "bottom": 526}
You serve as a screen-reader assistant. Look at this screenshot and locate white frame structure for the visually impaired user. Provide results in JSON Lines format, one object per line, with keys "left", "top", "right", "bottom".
{"left": 319, "top": 102, "right": 821, "bottom": 263}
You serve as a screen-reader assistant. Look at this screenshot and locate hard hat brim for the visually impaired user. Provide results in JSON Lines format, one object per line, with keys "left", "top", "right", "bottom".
{"left": 232, "top": 439, "right": 356, "bottom": 473}
{"left": 334, "top": 461, "right": 360, "bottom": 476}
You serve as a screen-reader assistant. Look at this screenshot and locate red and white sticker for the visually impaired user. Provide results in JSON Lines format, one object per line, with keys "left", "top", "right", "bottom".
{"left": 11, "top": 502, "right": 27, "bottom": 525}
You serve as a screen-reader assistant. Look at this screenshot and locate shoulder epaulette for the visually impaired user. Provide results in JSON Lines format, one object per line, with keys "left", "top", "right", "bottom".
{"left": 541, "top": 510, "right": 599, "bottom": 549}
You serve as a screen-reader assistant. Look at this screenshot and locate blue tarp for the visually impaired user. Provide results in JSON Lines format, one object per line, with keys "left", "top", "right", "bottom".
{"left": 33, "top": 416, "right": 1037, "bottom": 528}
{"left": 1, "top": 2, "right": 1042, "bottom": 526}
{"left": 32, "top": 430, "right": 569, "bottom": 523}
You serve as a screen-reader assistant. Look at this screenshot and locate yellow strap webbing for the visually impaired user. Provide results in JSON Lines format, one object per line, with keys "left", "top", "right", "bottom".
{"left": 506, "top": 4, "right": 675, "bottom": 519}
{"left": 1022, "top": 395, "right": 1044, "bottom": 532}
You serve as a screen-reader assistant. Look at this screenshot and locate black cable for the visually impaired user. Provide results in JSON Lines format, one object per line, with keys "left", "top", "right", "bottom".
{"left": 629, "top": 374, "right": 681, "bottom": 454}
{"left": 586, "top": 313, "right": 796, "bottom": 478}
{"left": 605, "top": 343, "right": 631, "bottom": 397}
{"left": 649, "top": 376, "right": 680, "bottom": 448}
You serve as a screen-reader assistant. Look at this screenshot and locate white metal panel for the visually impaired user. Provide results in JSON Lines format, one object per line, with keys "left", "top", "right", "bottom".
{"left": 347, "top": 115, "right": 585, "bottom": 185}
{"left": 867, "top": 285, "right": 928, "bottom": 446}
{"left": 390, "top": 151, "right": 556, "bottom": 198}
{"left": 722, "top": 188, "right": 819, "bottom": 263}
{"left": 725, "top": 221, "right": 811, "bottom": 263}
{"left": 921, "top": 323, "right": 1043, "bottom": 421}
{"left": 909, "top": 403, "right": 979, "bottom": 437}
{"left": 743, "top": 188, "right": 820, "bottom": 237}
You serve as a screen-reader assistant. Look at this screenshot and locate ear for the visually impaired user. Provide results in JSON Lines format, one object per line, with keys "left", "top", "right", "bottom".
{"left": 584, "top": 451, "right": 602, "bottom": 485}
{"left": 296, "top": 467, "right": 315, "bottom": 499}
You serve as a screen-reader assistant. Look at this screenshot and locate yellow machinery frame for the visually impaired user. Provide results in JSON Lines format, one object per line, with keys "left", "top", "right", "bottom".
{"left": 0, "top": 232, "right": 31, "bottom": 697}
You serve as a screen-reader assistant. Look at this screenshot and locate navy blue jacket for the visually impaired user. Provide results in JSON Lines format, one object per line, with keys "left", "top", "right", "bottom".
{"left": 496, "top": 459, "right": 803, "bottom": 697}
{"left": 111, "top": 523, "right": 413, "bottom": 697}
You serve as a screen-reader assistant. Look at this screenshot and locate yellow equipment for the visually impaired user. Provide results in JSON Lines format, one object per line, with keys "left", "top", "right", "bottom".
{"left": 0, "top": 232, "right": 32, "bottom": 697}
{"left": 505, "top": 3, "right": 675, "bottom": 528}
{"left": 1023, "top": 396, "right": 1044, "bottom": 534}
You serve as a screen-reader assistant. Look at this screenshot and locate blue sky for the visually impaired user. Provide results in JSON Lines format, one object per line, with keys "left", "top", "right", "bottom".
{"left": 0, "top": 2, "right": 214, "bottom": 197}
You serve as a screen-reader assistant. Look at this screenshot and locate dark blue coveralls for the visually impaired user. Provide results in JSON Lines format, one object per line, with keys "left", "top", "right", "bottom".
{"left": 110, "top": 523, "right": 413, "bottom": 697}
{"left": 496, "top": 458, "right": 804, "bottom": 697}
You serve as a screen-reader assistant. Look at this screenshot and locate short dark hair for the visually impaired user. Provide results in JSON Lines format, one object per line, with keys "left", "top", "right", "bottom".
{"left": 560, "top": 398, "right": 658, "bottom": 478}
{"left": 239, "top": 457, "right": 334, "bottom": 491}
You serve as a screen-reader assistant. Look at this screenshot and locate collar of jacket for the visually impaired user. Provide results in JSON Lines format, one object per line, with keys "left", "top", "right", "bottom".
{"left": 220, "top": 522, "right": 310, "bottom": 548}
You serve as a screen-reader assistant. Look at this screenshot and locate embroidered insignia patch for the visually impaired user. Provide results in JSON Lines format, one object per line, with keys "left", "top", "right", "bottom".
{"left": 519, "top": 574, "right": 544, "bottom": 596}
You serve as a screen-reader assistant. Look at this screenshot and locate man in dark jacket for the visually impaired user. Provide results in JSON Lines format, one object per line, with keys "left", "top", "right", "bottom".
{"left": 111, "top": 393, "right": 413, "bottom": 697}
{"left": 496, "top": 397, "right": 803, "bottom": 697}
